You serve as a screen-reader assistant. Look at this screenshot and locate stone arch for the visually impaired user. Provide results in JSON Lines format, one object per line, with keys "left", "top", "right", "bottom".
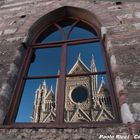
{"left": 26, "top": 6, "right": 102, "bottom": 45}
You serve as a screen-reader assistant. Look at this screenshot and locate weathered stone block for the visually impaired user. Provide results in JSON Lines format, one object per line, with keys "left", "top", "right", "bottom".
{"left": 0, "top": 31, "right": 2, "bottom": 36}
{"left": 1, "top": 1, "right": 33, "bottom": 8}
{"left": 118, "top": 71, "right": 140, "bottom": 89}
{"left": 111, "top": 37, "right": 139, "bottom": 48}
{"left": 3, "top": 28, "right": 17, "bottom": 35}
{"left": 135, "top": 12, "right": 140, "bottom": 18}
{"left": 112, "top": 44, "right": 140, "bottom": 65}
{"left": 132, "top": 103, "right": 140, "bottom": 121}
{"left": 106, "top": 24, "right": 137, "bottom": 38}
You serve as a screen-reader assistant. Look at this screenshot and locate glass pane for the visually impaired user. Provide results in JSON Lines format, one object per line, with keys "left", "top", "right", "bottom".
{"left": 27, "top": 47, "right": 61, "bottom": 76}
{"left": 69, "top": 21, "right": 97, "bottom": 40}
{"left": 16, "top": 78, "right": 58, "bottom": 123}
{"left": 67, "top": 42, "right": 105, "bottom": 74}
{"left": 64, "top": 75, "right": 114, "bottom": 123}
{"left": 36, "top": 25, "right": 62, "bottom": 43}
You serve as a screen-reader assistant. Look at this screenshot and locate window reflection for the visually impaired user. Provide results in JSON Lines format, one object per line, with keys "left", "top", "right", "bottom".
{"left": 36, "top": 25, "right": 62, "bottom": 43}
{"left": 16, "top": 78, "right": 58, "bottom": 123}
{"left": 27, "top": 48, "right": 61, "bottom": 76}
{"left": 67, "top": 42, "right": 106, "bottom": 73}
{"left": 14, "top": 16, "right": 117, "bottom": 125}
{"left": 64, "top": 74, "right": 114, "bottom": 123}
{"left": 69, "top": 21, "right": 97, "bottom": 40}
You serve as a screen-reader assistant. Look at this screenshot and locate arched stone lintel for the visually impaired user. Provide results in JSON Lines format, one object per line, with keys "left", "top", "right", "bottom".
{"left": 26, "top": 6, "right": 102, "bottom": 45}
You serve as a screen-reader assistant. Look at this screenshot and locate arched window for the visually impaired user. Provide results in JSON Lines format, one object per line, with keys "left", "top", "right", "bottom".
{"left": 4, "top": 8, "right": 120, "bottom": 127}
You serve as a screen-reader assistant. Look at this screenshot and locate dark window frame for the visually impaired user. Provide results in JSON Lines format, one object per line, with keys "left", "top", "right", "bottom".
{"left": 4, "top": 16, "right": 121, "bottom": 128}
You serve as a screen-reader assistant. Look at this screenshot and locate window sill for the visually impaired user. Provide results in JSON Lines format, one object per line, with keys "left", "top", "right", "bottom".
{"left": 0, "top": 121, "right": 125, "bottom": 129}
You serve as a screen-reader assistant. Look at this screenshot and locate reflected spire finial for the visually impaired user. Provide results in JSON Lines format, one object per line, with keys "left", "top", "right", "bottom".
{"left": 43, "top": 80, "right": 46, "bottom": 86}
{"left": 78, "top": 52, "right": 81, "bottom": 60}
{"left": 50, "top": 85, "right": 53, "bottom": 91}
{"left": 91, "top": 53, "right": 95, "bottom": 66}
{"left": 90, "top": 53, "right": 96, "bottom": 72}
{"left": 42, "top": 80, "right": 47, "bottom": 93}
{"left": 101, "top": 76, "right": 105, "bottom": 84}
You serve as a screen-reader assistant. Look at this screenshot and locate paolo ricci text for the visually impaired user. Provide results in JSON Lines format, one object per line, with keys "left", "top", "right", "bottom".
{"left": 99, "top": 134, "right": 140, "bottom": 139}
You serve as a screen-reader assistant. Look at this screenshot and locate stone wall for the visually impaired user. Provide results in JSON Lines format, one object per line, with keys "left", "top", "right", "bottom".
{"left": 0, "top": 125, "right": 130, "bottom": 140}
{"left": 0, "top": 0, "right": 140, "bottom": 139}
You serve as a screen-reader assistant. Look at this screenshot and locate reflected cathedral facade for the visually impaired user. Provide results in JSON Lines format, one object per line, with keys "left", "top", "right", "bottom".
{"left": 32, "top": 54, "right": 114, "bottom": 123}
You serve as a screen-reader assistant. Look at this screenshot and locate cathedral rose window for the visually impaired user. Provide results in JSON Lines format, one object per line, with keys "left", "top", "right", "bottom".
{"left": 4, "top": 8, "right": 120, "bottom": 126}
{"left": 71, "top": 86, "right": 88, "bottom": 103}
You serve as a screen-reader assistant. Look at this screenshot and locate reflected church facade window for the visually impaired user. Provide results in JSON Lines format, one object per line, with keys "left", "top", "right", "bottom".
{"left": 5, "top": 16, "right": 119, "bottom": 127}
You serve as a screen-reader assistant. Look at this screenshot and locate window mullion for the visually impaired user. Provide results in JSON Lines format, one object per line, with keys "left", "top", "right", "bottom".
{"left": 23, "top": 75, "right": 60, "bottom": 80}
{"left": 66, "top": 71, "right": 106, "bottom": 77}
{"left": 32, "top": 37, "right": 100, "bottom": 49}
{"left": 56, "top": 43, "right": 67, "bottom": 125}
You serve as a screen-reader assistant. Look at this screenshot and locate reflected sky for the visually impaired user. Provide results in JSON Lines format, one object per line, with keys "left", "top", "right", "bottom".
{"left": 27, "top": 48, "right": 61, "bottom": 76}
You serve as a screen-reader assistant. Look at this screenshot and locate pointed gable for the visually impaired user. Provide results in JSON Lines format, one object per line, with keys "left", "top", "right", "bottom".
{"left": 95, "top": 107, "right": 115, "bottom": 121}
{"left": 97, "top": 77, "right": 110, "bottom": 98}
{"left": 42, "top": 111, "right": 56, "bottom": 123}
{"left": 69, "top": 53, "right": 90, "bottom": 74}
{"left": 70, "top": 107, "right": 91, "bottom": 122}
{"left": 46, "top": 86, "right": 55, "bottom": 100}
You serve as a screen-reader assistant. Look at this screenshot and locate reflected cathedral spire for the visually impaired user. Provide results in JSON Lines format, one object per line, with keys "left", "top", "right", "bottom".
{"left": 78, "top": 52, "right": 81, "bottom": 60}
{"left": 90, "top": 53, "right": 98, "bottom": 98}
{"left": 90, "top": 53, "right": 96, "bottom": 72}
{"left": 32, "top": 81, "right": 56, "bottom": 123}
